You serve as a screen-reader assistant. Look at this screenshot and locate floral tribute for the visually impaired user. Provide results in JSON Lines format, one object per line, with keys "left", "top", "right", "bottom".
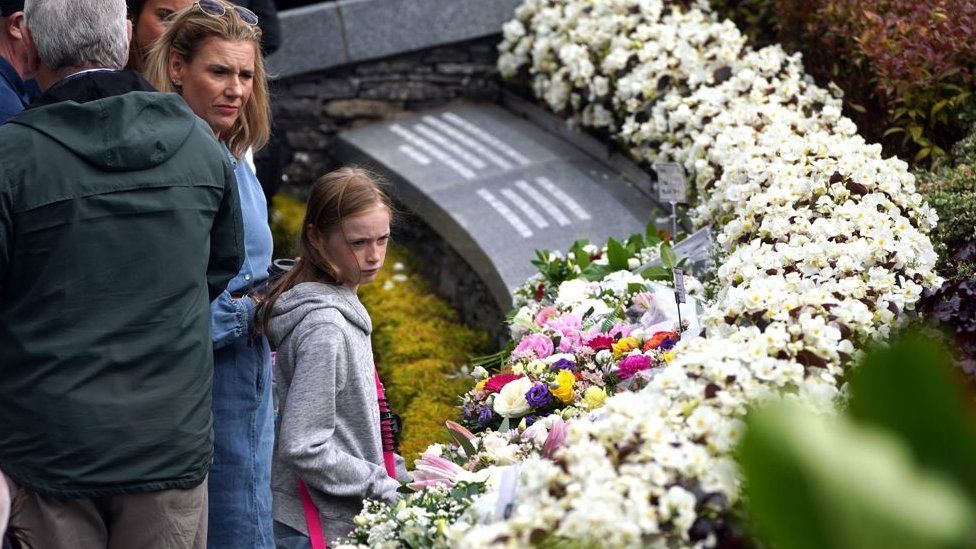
{"left": 340, "top": 0, "right": 943, "bottom": 546}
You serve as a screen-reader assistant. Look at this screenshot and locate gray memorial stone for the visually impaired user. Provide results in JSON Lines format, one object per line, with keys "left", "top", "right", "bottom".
{"left": 267, "top": 0, "right": 522, "bottom": 79}
{"left": 335, "top": 102, "right": 666, "bottom": 311}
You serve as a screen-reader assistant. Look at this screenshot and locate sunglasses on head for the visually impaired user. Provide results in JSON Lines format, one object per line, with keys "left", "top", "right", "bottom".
{"left": 194, "top": 0, "right": 259, "bottom": 26}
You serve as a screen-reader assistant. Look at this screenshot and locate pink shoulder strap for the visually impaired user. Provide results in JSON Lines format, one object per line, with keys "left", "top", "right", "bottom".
{"left": 374, "top": 369, "right": 398, "bottom": 478}
{"left": 298, "top": 369, "right": 397, "bottom": 549}
{"left": 299, "top": 479, "right": 328, "bottom": 549}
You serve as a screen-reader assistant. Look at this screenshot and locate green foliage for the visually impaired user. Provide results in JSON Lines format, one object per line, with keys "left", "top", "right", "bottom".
{"left": 712, "top": 0, "right": 976, "bottom": 165}
{"left": 738, "top": 331, "right": 976, "bottom": 549}
{"left": 916, "top": 130, "right": 976, "bottom": 280}
{"left": 708, "top": 0, "right": 779, "bottom": 47}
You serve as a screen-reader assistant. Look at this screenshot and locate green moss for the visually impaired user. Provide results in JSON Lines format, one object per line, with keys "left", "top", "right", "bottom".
{"left": 397, "top": 400, "right": 460, "bottom": 466}
{"left": 269, "top": 193, "right": 306, "bottom": 259}
{"left": 361, "top": 248, "right": 492, "bottom": 466}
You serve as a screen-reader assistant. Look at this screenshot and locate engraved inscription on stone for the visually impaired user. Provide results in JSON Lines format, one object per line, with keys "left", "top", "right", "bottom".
{"left": 337, "top": 102, "right": 662, "bottom": 310}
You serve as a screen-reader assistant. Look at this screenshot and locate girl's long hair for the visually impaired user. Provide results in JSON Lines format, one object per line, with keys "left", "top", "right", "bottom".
{"left": 141, "top": 0, "right": 270, "bottom": 159}
{"left": 257, "top": 167, "right": 394, "bottom": 335}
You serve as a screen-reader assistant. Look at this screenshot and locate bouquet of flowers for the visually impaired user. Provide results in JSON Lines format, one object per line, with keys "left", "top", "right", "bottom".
{"left": 460, "top": 232, "right": 703, "bottom": 434}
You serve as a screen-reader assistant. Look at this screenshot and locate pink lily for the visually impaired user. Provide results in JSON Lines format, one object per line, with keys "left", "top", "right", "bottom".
{"left": 445, "top": 420, "right": 476, "bottom": 441}
{"left": 542, "top": 419, "right": 569, "bottom": 459}
{"left": 446, "top": 420, "right": 478, "bottom": 457}
{"left": 407, "top": 454, "right": 466, "bottom": 491}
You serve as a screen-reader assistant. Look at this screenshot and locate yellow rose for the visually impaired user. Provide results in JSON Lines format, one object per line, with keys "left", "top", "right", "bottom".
{"left": 583, "top": 386, "right": 607, "bottom": 410}
{"left": 612, "top": 337, "right": 640, "bottom": 358}
{"left": 550, "top": 370, "right": 576, "bottom": 404}
{"left": 474, "top": 380, "right": 487, "bottom": 393}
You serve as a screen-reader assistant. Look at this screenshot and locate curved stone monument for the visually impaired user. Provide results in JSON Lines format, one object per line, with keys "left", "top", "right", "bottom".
{"left": 335, "top": 101, "right": 669, "bottom": 312}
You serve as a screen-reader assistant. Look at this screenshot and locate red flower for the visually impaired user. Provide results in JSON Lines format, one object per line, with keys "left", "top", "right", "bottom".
{"left": 535, "top": 283, "right": 545, "bottom": 302}
{"left": 483, "top": 373, "right": 523, "bottom": 393}
{"left": 644, "top": 331, "right": 680, "bottom": 351}
{"left": 586, "top": 334, "right": 615, "bottom": 351}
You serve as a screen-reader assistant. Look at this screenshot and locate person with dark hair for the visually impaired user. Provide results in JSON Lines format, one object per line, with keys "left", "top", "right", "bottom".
{"left": 0, "top": 0, "right": 245, "bottom": 547}
{"left": 126, "top": 0, "right": 279, "bottom": 71}
{"left": 232, "top": 0, "right": 279, "bottom": 55}
{"left": 0, "top": 0, "right": 31, "bottom": 123}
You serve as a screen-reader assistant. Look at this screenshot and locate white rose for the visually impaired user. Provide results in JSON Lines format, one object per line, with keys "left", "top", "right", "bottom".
{"left": 492, "top": 377, "right": 534, "bottom": 418}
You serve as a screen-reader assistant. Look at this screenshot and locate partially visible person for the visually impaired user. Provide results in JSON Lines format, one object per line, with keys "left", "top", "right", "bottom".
{"left": 125, "top": 0, "right": 192, "bottom": 72}
{"left": 127, "top": 0, "right": 278, "bottom": 72}
{"left": 0, "top": 472, "right": 9, "bottom": 546}
{"left": 261, "top": 168, "right": 410, "bottom": 547}
{"left": 143, "top": 2, "right": 275, "bottom": 547}
{"left": 0, "top": 0, "right": 245, "bottom": 547}
{"left": 0, "top": 0, "right": 32, "bottom": 123}
{"left": 233, "top": 0, "right": 279, "bottom": 55}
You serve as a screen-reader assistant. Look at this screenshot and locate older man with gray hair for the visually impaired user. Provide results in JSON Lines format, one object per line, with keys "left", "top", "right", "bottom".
{"left": 0, "top": 0, "right": 245, "bottom": 547}
{"left": 0, "top": 0, "right": 33, "bottom": 123}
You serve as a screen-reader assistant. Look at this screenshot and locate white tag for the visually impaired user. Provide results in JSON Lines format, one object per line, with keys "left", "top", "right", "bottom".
{"left": 494, "top": 463, "right": 522, "bottom": 521}
{"left": 673, "top": 267, "right": 686, "bottom": 304}
{"left": 653, "top": 162, "right": 688, "bottom": 203}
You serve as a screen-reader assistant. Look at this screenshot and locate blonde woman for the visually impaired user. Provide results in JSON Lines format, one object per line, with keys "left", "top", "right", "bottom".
{"left": 144, "top": 2, "right": 274, "bottom": 547}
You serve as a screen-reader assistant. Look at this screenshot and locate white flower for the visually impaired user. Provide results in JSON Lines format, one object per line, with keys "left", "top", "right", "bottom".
{"left": 555, "top": 279, "right": 592, "bottom": 307}
{"left": 492, "top": 377, "right": 535, "bottom": 418}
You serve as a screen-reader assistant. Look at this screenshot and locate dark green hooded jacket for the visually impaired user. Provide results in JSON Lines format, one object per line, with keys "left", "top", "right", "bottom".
{"left": 0, "top": 71, "right": 244, "bottom": 497}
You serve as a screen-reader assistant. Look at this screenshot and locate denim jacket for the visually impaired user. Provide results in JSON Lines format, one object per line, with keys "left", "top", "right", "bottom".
{"left": 211, "top": 145, "right": 273, "bottom": 348}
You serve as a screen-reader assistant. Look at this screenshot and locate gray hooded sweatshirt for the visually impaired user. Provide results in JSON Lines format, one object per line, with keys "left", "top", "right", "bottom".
{"left": 268, "top": 282, "right": 405, "bottom": 542}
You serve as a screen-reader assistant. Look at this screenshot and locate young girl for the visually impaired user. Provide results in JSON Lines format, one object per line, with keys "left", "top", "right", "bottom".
{"left": 259, "top": 168, "right": 407, "bottom": 548}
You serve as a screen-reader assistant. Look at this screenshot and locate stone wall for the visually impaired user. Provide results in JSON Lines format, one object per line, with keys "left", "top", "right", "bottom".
{"left": 271, "top": 36, "right": 501, "bottom": 197}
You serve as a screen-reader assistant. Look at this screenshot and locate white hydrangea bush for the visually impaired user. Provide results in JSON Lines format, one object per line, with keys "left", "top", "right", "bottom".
{"left": 445, "top": 0, "right": 943, "bottom": 546}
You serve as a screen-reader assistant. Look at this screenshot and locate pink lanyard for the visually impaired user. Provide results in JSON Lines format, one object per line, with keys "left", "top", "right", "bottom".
{"left": 298, "top": 369, "right": 397, "bottom": 549}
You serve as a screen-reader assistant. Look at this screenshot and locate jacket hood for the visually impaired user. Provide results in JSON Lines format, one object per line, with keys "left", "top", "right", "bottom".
{"left": 267, "top": 282, "right": 372, "bottom": 347}
{"left": 12, "top": 89, "right": 198, "bottom": 172}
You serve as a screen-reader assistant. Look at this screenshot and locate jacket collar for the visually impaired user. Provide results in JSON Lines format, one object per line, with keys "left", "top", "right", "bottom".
{"left": 30, "top": 69, "right": 156, "bottom": 109}
{"left": 0, "top": 54, "right": 30, "bottom": 107}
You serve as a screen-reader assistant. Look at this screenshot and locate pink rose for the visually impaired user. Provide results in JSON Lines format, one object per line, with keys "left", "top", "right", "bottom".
{"left": 513, "top": 333, "right": 555, "bottom": 360}
{"left": 534, "top": 306, "right": 559, "bottom": 326}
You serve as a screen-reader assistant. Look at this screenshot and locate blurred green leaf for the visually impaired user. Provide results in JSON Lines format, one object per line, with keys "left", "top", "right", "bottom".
{"left": 849, "top": 331, "right": 976, "bottom": 502}
{"left": 739, "top": 401, "right": 976, "bottom": 549}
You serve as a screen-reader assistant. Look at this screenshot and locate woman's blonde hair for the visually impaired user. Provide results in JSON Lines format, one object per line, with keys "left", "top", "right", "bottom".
{"left": 143, "top": 0, "right": 270, "bottom": 158}
{"left": 257, "top": 167, "right": 395, "bottom": 334}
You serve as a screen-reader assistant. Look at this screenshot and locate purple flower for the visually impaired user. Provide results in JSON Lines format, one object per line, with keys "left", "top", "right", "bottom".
{"left": 550, "top": 358, "right": 576, "bottom": 371}
{"left": 477, "top": 406, "right": 493, "bottom": 428}
{"left": 525, "top": 383, "right": 552, "bottom": 408}
{"left": 658, "top": 335, "right": 677, "bottom": 351}
{"left": 524, "top": 415, "right": 539, "bottom": 427}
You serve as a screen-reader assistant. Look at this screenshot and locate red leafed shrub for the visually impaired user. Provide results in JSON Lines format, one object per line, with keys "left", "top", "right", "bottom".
{"left": 713, "top": 0, "right": 976, "bottom": 165}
